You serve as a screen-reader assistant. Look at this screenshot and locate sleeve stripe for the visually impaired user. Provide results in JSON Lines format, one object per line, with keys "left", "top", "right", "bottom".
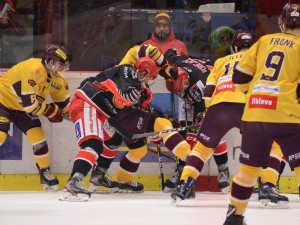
{"left": 236, "top": 65, "right": 254, "bottom": 76}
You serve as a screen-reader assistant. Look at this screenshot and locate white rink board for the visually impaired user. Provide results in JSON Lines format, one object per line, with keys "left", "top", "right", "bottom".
{"left": 0, "top": 71, "right": 295, "bottom": 177}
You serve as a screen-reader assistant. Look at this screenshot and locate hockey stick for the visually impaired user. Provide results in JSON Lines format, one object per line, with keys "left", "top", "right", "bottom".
{"left": 0, "top": 3, "right": 10, "bottom": 19}
{"left": 156, "top": 144, "right": 165, "bottom": 191}
{"left": 147, "top": 147, "right": 176, "bottom": 160}
{"left": 108, "top": 117, "right": 200, "bottom": 140}
{"left": 171, "top": 81, "right": 181, "bottom": 173}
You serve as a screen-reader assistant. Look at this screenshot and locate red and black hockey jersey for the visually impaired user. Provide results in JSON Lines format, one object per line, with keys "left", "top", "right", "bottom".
{"left": 74, "top": 65, "right": 143, "bottom": 118}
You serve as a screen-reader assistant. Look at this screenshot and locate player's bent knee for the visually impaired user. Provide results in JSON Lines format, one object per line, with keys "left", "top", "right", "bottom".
{"left": 128, "top": 145, "right": 148, "bottom": 161}
{"left": 26, "top": 127, "right": 46, "bottom": 145}
{"left": 154, "top": 117, "right": 172, "bottom": 132}
{"left": 81, "top": 139, "right": 103, "bottom": 155}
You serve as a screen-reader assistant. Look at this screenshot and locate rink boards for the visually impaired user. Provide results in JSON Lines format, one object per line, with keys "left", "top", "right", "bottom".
{"left": 0, "top": 71, "right": 297, "bottom": 193}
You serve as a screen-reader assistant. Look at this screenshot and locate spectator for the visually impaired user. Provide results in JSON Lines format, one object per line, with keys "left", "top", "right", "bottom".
{"left": 0, "top": 0, "right": 26, "bottom": 67}
{"left": 142, "top": 11, "right": 188, "bottom": 56}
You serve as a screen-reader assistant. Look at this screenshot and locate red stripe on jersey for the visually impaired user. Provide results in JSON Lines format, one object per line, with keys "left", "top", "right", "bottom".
{"left": 75, "top": 149, "right": 98, "bottom": 165}
{"left": 249, "top": 94, "right": 277, "bottom": 110}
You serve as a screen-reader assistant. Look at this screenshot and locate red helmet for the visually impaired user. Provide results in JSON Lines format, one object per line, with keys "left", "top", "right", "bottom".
{"left": 166, "top": 67, "right": 189, "bottom": 93}
{"left": 135, "top": 57, "right": 160, "bottom": 79}
{"left": 42, "top": 44, "right": 72, "bottom": 69}
{"left": 230, "top": 30, "right": 253, "bottom": 53}
{"left": 280, "top": 4, "right": 300, "bottom": 31}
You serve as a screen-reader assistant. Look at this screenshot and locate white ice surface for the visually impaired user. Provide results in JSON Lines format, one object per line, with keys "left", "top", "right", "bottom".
{"left": 0, "top": 191, "right": 299, "bottom": 225}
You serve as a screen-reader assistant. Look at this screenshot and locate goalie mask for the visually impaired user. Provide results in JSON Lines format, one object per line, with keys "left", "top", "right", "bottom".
{"left": 42, "top": 44, "right": 72, "bottom": 74}
{"left": 230, "top": 30, "right": 253, "bottom": 53}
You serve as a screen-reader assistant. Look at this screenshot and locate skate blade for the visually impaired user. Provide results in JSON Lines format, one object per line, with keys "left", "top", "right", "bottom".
{"left": 170, "top": 197, "right": 182, "bottom": 207}
{"left": 88, "top": 185, "right": 119, "bottom": 194}
{"left": 259, "top": 199, "right": 289, "bottom": 209}
{"left": 250, "top": 192, "right": 258, "bottom": 201}
{"left": 220, "top": 186, "right": 230, "bottom": 194}
{"left": 118, "top": 189, "right": 144, "bottom": 193}
{"left": 59, "top": 191, "right": 90, "bottom": 202}
{"left": 163, "top": 187, "right": 176, "bottom": 193}
{"left": 43, "top": 184, "right": 58, "bottom": 192}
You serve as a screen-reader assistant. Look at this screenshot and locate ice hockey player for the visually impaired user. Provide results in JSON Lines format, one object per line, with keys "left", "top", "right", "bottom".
{"left": 170, "top": 30, "right": 254, "bottom": 204}
{"left": 0, "top": 44, "right": 72, "bottom": 190}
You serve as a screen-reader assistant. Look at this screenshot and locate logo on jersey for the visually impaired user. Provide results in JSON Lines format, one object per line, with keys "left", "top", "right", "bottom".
{"left": 137, "top": 117, "right": 144, "bottom": 130}
{"left": 214, "top": 81, "right": 236, "bottom": 95}
{"left": 253, "top": 84, "right": 280, "bottom": 94}
{"left": 199, "top": 132, "right": 210, "bottom": 142}
{"left": 51, "top": 82, "right": 62, "bottom": 90}
{"left": 240, "top": 151, "right": 250, "bottom": 160}
{"left": 75, "top": 119, "right": 84, "bottom": 142}
{"left": 249, "top": 94, "right": 277, "bottom": 110}
{"left": 289, "top": 152, "right": 300, "bottom": 162}
{"left": 0, "top": 116, "right": 10, "bottom": 123}
{"left": 28, "top": 79, "right": 37, "bottom": 87}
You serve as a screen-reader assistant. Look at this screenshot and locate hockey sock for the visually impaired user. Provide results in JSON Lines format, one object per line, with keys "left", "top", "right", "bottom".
{"left": 181, "top": 141, "right": 213, "bottom": 181}
{"left": 294, "top": 167, "right": 300, "bottom": 197}
{"left": 33, "top": 141, "right": 50, "bottom": 168}
{"left": 153, "top": 118, "right": 191, "bottom": 160}
{"left": 261, "top": 142, "right": 283, "bottom": 186}
{"left": 26, "top": 127, "right": 50, "bottom": 168}
{"left": 230, "top": 164, "right": 262, "bottom": 215}
{"left": 117, "top": 145, "right": 147, "bottom": 182}
{"left": 213, "top": 139, "right": 228, "bottom": 167}
{"left": 72, "top": 147, "right": 98, "bottom": 177}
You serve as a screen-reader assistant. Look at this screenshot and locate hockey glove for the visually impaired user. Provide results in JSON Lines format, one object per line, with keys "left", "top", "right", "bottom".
{"left": 149, "top": 135, "right": 162, "bottom": 145}
{"left": 140, "top": 87, "right": 154, "bottom": 109}
{"left": 42, "top": 103, "right": 63, "bottom": 123}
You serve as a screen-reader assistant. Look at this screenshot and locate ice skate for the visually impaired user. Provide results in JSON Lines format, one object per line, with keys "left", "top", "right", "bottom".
{"left": 59, "top": 176, "right": 91, "bottom": 202}
{"left": 258, "top": 182, "right": 289, "bottom": 208}
{"left": 118, "top": 181, "right": 144, "bottom": 193}
{"left": 164, "top": 165, "right": 183, "bottom": 193}
{"left": 36, "top": 164, "right": 59, "bottom": 191}
{"left": 218, "top": 167, "right": 230, "bottom": 194}
{"left": 89, "top": 170, "right": 119, "bottom": 193}
{"left": 171, "top": 177, "right": 196, "bottom": 206}
{"left": 223, "top": 204, "right": 247, "bottom": 225}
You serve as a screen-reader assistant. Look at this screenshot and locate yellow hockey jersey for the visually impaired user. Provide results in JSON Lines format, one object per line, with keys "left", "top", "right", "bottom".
{"left": 204, "top": 51, "right": 247, "bottom": 108}
{"left": 234, "top": 33, "right": 300, "bottom": 123}
{"left": 0, "top": 58, "right": 70, "bottom": 115}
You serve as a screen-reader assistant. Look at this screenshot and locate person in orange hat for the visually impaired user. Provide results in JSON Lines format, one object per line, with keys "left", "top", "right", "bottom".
{"left": 142, "top": 11, "right": 188, "bottom": 56}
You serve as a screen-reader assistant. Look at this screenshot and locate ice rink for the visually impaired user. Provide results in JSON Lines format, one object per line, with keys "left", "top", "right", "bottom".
{"left": 0, "top": 191, "right": 299, "bottom": 225}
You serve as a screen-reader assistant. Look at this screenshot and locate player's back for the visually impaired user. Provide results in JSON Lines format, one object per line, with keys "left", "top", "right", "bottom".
{"left": 206, "top": 51, "right": 247, "bottom": 107}
{"left": 239, "top": 33, "right": 300, "bottom": 123}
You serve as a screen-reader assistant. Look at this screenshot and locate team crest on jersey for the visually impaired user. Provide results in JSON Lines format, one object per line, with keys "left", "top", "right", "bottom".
{"left": 249, "top": 94, "right": 277, "bottom": 110}
{"left": 214, "top": 81, "right": 236, "bottom": 95}
{"left": 28, "top": 79, "right": 37, "bottom": 87}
